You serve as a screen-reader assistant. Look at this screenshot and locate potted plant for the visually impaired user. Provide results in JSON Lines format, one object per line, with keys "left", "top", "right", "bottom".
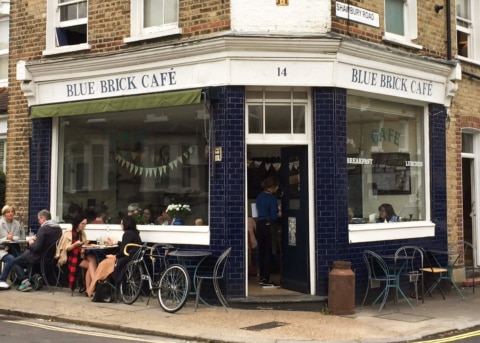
{"left": 166, "top": 204, "right": 191, "bottom": 225}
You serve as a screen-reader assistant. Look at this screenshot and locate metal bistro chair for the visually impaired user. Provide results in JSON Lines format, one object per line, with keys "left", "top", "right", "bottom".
{"left": 194, "top": 247, "right": 232, "bottom": 312}
{"left": 361, "top": 250, "right": 412, "bottom": 312}
{"left": 394, "top": 245, "right": 424, "bottom": 304}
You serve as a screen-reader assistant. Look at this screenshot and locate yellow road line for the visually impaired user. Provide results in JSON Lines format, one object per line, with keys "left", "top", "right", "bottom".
{"left": 415, "top": 329, "right": 480, "bottom": 343}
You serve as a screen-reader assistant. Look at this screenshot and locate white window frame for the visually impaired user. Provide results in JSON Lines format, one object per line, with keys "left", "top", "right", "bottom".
{"left": 125, "top": 0, "right": 182, "bottom": 43}
{"left": 456, "top": 0, "right": 480, "bottom": 62}
{"left": 383, "top": 0, "right": 422, "bottom": 50}
{"left": 43, "top": 0, "right": 90, "bottom": 56}
{"left": 0, "top": 17, "right": 8, "bottom": 87}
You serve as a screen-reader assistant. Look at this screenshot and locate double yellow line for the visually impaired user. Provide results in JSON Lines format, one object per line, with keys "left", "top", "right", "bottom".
{"left": 414, "top": 329, "right": 480, "bottom": 343}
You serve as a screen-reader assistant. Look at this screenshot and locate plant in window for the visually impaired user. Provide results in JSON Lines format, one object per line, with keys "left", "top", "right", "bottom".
{"left": 166, "top": 204, "right": 191, "bottom": 219}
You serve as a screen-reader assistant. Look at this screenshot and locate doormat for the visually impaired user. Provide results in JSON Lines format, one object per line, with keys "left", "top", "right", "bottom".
{"left": 241, "top": 321, "right": 289, "bottom": 331}
{"left": 375, "top": 313, "right": 432, "bottom": 323}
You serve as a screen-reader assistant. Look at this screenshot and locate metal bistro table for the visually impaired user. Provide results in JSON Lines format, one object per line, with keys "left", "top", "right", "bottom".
{"left": 380, "top": 254, "right": 414, "bottom": 309}
{"left": 82, "top": 244, "right": 119, "bottom": 263}
{"left": 1, "top": 239, "right": 29, "bottom": 256}
{"left": 168, "top": 250, "right": 212, "bottom": 302}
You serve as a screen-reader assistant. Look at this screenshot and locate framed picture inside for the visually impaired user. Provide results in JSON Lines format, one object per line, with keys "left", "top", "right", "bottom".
{"left": 372, "top": 152, "right": 411, "bottom": 195}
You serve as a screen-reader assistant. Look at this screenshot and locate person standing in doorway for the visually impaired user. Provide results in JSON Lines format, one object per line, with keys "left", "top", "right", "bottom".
{"left": 255, "top": 175, "right": 282, "bottom": 287}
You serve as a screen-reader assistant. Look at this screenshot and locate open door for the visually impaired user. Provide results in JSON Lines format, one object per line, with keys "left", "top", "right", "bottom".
{"left": 280, "top": 146, "right": 310, "bottom": 293}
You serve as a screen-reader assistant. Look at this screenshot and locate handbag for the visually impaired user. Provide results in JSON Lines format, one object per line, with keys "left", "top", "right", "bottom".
{"left": 92, "top": 280, "right": 114, "bottom": 303}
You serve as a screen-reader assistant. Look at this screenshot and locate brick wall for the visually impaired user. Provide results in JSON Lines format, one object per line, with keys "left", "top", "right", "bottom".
{"left": 331, "top": 0, "right": 451, "bottom": 58}
{"left": 7, "top": 0, "right": 232, "bottom": 225}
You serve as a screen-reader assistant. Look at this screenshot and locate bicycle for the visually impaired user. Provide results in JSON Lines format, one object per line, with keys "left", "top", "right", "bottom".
{"left": 120, "top": 243, "right": 191, "bottom": 313}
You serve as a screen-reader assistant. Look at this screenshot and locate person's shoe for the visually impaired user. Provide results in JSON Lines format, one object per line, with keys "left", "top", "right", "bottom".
{"left": 0, "top": 280, "right": 11, "bottom": 290}
{"left": 32, "top": 274, "right": 43, "bottom": 290}
{"left": 260, "top": 280, "right": 279, "bottom": 288}
{"left": 258, "top": 277, "right": 267, "bottom": 285}
{"left": 18, "top": 280, "right": 32, "bottom": 292}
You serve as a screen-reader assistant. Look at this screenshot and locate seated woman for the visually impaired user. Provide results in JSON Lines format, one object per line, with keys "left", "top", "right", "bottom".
{"left": 376, "top": 203, "right": 399, "bottom": 223}
{"left": 87, "top": 215, "right": 142, "bottom": 300}
{"left": 56, "top": 214, "right": 97, "bottom": 293}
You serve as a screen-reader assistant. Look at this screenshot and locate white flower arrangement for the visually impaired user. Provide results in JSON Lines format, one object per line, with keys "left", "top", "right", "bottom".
{"left": 166, "top": 204, "right": 191, "bottom": 219}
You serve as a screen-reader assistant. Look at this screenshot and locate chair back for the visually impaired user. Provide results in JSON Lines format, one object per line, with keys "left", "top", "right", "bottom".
{"left": 362, "top": 250, "right": 390, "bottom": 281}
{"left": 395, "top": 245, "right": 423, "bottom": 274}
{"left": 214, "top": 247, "right": 232, "bottom": 279}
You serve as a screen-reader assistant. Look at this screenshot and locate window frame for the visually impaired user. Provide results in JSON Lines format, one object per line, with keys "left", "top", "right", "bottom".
{"left": 456, "top": 0, "right": 480, "bottom": 62}
{"left": 44, "top": 0, "right": 90, "bottom": 56}
{"left": 383, "top": 0, "right": 422, "bottom": 50}
{"left": 125, "top": 0, "right": 182, "bottom": 44}
{"left": 347, "top": 95, "right": 434, "bottom": 243}
{"left": 0, "top": 17, "right": 8, "bottom": 86}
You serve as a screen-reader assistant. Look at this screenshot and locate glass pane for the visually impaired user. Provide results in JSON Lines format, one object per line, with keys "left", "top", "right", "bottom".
{"left": 246, "top": 90, "right": 263, "bottom": 99}
{"left": 60, "top": 4, "right": 78, "bottom": 21}
{"left": 462, "top": 133, "right": 474, "bottom": 153}
{"left": 293, "top": 91, "right": 308, "bottom": 99}
{"left": 145, "top": 0, "right": 164, "bottom": 27}
{"left": 0, "top": 55, "right": 7, "bottom": 80}
{"left": 293, "top": 105, "right": 305, "bottom": 133}
{"left": 385, "top": 0, "right": 404, "bottom": 35}
{"left": 78, "top": 1, "right": 88, "bottom": 19}
{"left": 0, "top": 21, "right": 8, "bottom": 50}
{"left": 248, "top": 105, "right": 263, "bottom": 133}
{"left": 456, "top": 0, "right": 471, "bottom": 19}
{"left": 164, "top": 0, "right": 178, "bottom": 24}
{"left": 265, "top": 91, "right": 290, "bottom": 100}
{"left": 57, "top": 104, "right": 210, "bottom": 226}
{"left": 347, "top": 95, "right": 425, "bottom": 223}
{"left": 265, "top": 105, "right": 290, "bottom": 133}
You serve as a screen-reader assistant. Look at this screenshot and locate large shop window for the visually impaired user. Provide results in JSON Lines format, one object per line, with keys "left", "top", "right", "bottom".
{"left": 347, "top": 95, "right": 431, "bottom": 243}
{"left": 56, "top": 104, "right": 210, "bottom": 226}
{"left": 125, "top": 0, "right": 181, "bottom": 43}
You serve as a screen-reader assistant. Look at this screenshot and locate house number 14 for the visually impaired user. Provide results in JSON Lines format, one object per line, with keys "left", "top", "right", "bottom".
{"left": 277, "top": 67, "right": 287, "bottom": 77}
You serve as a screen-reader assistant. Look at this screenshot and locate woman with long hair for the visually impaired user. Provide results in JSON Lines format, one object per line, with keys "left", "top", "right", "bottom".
{"left": 56, "top": 214, "right": 97, "bottom": 293}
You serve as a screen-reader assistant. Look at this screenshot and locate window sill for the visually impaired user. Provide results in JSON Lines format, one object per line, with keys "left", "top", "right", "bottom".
{"left": 456, "top": 55, "right": 480, "bottom": 67}
{"left": 63, "top": 223, "right": 210, "bottom": 245}
{"left": 348, "top": 221, "right": 435, "bottom": 243}
{"left": 42, "top": 43, "right": 91, "bottom": 56}
{"left": 124, "top": 28, "right": 183, "bottom": 43}
{"left": 382, "top": 36, "right": 422, "bottom": 50}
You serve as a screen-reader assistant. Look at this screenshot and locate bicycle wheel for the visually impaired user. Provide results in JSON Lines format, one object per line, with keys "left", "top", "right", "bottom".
{"left": 121, "top": 261, "right": 143, "bottom": 304}
{"left": 158, "top": 264, "right": 190, "bottom": 313}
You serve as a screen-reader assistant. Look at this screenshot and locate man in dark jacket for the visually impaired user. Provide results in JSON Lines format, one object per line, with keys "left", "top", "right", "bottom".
{"left": 12, "top": 209, "right": 62, "bottom": 292}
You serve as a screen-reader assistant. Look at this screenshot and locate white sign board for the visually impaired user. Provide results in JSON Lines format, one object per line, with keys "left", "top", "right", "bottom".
{"left": 335, "top": 1, "right": 380, "bottom": 28}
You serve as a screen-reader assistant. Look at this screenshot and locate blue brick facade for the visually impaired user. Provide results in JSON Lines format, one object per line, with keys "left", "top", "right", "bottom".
{"left": 29, "top": 118, "right": 53, "bottom": 233}
{"left": 26, "top": 87, "right": 448, "bottom": 301}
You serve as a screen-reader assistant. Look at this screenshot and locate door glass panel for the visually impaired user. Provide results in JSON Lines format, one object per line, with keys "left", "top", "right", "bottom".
{"left": 288, "top": 155, "right": 300, "bottom": 210}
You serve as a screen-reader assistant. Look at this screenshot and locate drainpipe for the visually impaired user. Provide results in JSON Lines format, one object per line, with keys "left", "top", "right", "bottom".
{"left": 446, "top": 0, "right": 452, "bottom": 60}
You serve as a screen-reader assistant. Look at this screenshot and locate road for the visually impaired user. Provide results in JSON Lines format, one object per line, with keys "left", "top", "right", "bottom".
{"left": 410, "top": 325, "right": 480, "bottom": 343}
{"left": 0, "top": 315, "right": 197, "bottom": 343}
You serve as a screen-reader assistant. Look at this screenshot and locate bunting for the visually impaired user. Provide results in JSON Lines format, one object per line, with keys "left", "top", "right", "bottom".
{"left": 115, "top": 146, "right": 194, "bottom": 178}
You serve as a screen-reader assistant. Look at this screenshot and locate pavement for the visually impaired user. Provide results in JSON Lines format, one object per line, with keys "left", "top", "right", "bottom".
{"left": 0, "top": 284, "right": 479, "bottom": 343}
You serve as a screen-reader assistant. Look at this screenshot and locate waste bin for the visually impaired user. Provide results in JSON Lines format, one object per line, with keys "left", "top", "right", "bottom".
{"left": 328, "top": 261, "right": 355, "bottom": 315}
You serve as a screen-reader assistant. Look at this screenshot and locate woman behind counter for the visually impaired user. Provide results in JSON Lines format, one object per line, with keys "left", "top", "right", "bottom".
{"left": 376, "top": 203, "right": 399, "bottom": 223}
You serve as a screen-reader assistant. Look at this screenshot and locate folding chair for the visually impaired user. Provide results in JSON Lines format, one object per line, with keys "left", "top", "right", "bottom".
{"left": 195, "top": 247, "right": 232, "bottom": 311}
{"left": 459, "top": 240, "right": 476, "bottom": 293}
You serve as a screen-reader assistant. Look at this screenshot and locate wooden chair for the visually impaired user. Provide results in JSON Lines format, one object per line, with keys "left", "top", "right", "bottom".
{"left": 195, "top": 247, "right": 232, "bottom": 311}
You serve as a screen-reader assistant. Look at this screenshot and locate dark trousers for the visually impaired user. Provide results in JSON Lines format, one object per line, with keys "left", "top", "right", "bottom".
{"left": 256, "top": 220, "right": 272, "bottom": 281}
{"left": 113, "top": 256, "right": 130, "bottom": 291}
{"left": 11, "top": 252, "right": 30, "bottom": 283}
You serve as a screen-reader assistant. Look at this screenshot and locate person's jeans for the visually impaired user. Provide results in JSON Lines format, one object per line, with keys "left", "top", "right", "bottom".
{"left": 0, "top": 253, "right": 15, "bottom": 281}
{"left": 11, "top": 252, "right": 30, "bottom": 283}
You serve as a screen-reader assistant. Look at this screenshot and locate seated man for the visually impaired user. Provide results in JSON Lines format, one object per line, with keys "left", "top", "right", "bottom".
{"left": 11, "top": 209, "right": 62, "bottom": 292}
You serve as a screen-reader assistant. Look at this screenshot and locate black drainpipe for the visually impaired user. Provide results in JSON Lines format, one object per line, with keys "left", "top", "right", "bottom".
{"left": 446, "top": 0, "right": 452, "bottom": 60}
